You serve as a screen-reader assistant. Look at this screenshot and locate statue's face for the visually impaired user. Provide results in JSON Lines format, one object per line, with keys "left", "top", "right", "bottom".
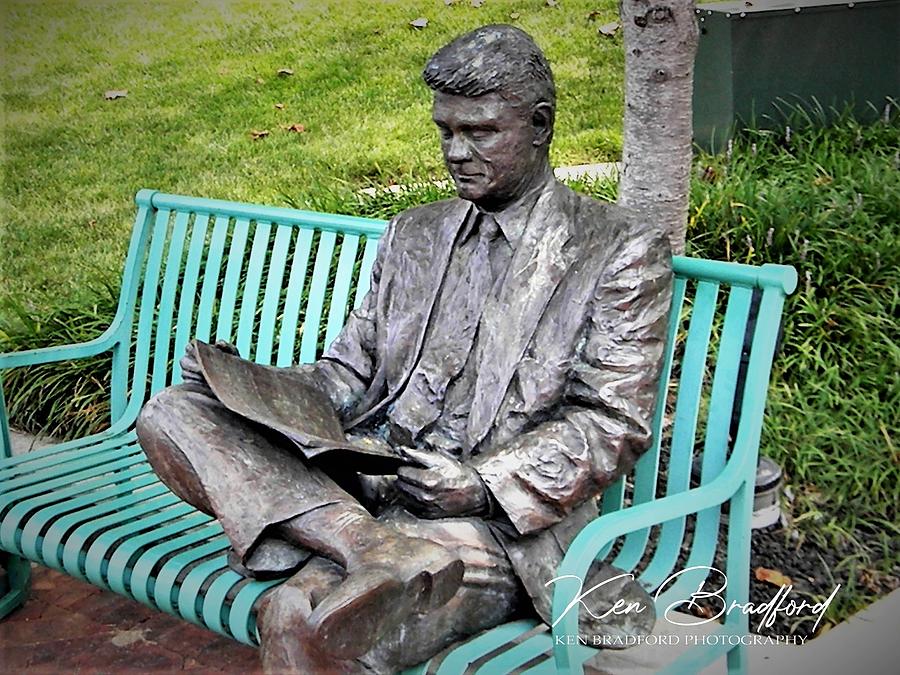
{"left": 432, "top": 91, "right": 546, "bottom": 208}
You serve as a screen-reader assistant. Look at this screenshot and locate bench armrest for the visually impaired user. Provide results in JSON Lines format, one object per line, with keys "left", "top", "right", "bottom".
{"left": 549, "top": 442, "right": 757, "bottom": 673}
{"left": 0, "top": 328, "right": 125, "bottom": 459}
{"left": 0, "top": 328, "right": 121, "bottom": 371}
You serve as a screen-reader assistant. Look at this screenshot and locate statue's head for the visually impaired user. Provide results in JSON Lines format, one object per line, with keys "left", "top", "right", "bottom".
{"left": 423, "top": 25, "right": 556, "bottom": 209}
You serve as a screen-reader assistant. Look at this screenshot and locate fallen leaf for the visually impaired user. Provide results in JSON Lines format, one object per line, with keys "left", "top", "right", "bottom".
{"left": 813, "top": 174, "right": 832, "bottom": 186}
{"left": 598, "top": 21, "right": 619, "bottom": 36}
{"left": 586, "top": 9, "right": 602, "bottom": 20}
{"left": 546, "top": 0, "right": 559, "bottom": 7}
{"left": 410, "top": 17, "right": 428, "bottom": 28}
{"left": 755, "top": 567, "right": 793, "bottom": 587}
{"left": 88, "top": 219, "right": 97, "bottom": 227}
{"left": 277, "top": 68, "right": 294, "bottom": 77}
{"left": 471, "top": 0, "right": 484, "bottom": 7}
{"left": 274, "top": 103, "right": 285, "bottom": 110}
{"left": 690, "top": 603, "right": 715, "bottom": 619}
{"left": 444, "top": 0, "right": 455, "bottom": 5}
{"left": 256, "top": 77, "right": 265, "bottom": 84}
{"left": 283, "top": 123, "right": 306, "bottom": 133}
{"left": 510, "top": 11, "right": 520, "bottom": 19}
{"left": 104, "top": 89, "right": 128, "bottom": 100}
{"left": 249, "top": 129, "right": 270, "bottom": 140}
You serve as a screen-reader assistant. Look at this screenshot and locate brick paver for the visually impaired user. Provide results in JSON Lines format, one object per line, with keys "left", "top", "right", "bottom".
{"left": 0, "top": 564, "right": 263, "bottom": 673}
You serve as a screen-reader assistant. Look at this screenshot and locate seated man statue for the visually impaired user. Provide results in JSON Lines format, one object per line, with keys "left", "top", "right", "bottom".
{"left": 136, "top": 24, "right": 673, "bottom": 674}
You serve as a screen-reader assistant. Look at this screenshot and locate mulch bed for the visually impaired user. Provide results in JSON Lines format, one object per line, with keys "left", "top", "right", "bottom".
{"left": 683, "top": 523, "right": 900, "bottom": 640}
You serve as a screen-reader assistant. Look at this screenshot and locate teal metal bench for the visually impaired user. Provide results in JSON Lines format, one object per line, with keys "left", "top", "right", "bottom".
{"left": 0, "top": 189, "right": 796, "bottom": 674}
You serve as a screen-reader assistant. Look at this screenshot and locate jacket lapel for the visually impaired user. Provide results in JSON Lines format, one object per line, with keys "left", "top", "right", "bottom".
{"left": 348, "top": 198, "right": 472, "bottom": 426}
{"left": 467, "top": 183, "right": 577, "bottom": 449}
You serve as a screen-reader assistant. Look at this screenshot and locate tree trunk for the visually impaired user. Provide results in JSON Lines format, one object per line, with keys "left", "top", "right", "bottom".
{"left": 618, "top": 0, "right": 699, "bottom": 255}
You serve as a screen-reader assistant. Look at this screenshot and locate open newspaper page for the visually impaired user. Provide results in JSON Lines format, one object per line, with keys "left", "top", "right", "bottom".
{"left": 195, "top": 341, "right": 412, "bottom": 474}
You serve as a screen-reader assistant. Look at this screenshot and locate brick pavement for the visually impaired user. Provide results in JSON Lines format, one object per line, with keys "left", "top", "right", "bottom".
{"left": 0, "top": 563, "right": 263, "bottom": 674}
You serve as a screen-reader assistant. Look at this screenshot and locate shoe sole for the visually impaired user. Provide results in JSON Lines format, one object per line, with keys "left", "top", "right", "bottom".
{"left": 309, "top": 555, "right": 464, "bottom": 659}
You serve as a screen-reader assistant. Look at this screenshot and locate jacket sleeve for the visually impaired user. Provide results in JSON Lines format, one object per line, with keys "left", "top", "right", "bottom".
{"left": 293, "top": 217, "right": 397, "bottom": 418}
{"left": 472, "top": 223, "right": 673, "bottom": 536}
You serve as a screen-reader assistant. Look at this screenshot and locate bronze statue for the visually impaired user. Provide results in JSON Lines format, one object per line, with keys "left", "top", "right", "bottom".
{"left": 136, "top": 24, "right": 673, "bottom": 674}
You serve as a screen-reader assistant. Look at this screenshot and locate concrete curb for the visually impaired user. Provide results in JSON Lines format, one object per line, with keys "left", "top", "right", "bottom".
{"left": 358, "top": 162, "right": 621, "bottom": 197}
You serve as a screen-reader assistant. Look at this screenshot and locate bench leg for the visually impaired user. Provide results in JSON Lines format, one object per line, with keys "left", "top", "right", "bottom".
{"left": 0, "top": 553, "right": 31, "bottom": 619}
{"left": 726, "top": 642, "right": 747, "bottom": 675}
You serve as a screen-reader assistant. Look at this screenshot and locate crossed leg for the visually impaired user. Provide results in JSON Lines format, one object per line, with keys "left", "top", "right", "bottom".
{"left": 136, "top": 382, "right": 523, "bottom": 672}
{"left": 260, "top": 509, "right": 523, "bottom": 673}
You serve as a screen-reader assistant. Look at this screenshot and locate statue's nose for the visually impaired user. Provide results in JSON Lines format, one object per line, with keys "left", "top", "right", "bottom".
{"left": 446, "top": 135, "right": 472, "bottom": 163}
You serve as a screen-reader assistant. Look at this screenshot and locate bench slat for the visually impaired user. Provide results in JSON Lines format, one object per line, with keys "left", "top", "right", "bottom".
{"left": 126, "top": 522, "right": 225, "bottom": 605}
{"left": 434, "top": 619, "right": 540, "bottom": 674}
{"left": 70, "top": 492, "right": 185, "bottom": 580}
{"left": 639, "top": 279, "right": 720, "bottom": 589}
{"left": 26, "top": 473, "right": 162, "bottom": 562}
{"left": 215, "top": 217, "right": 251, "bottom": 346}
{"left": 229, "top": 577, "right": 282, "bottom": 645}
{"left": 299, "top": 230, "right": 337, "bottom": 362}
{"left": 255, "top": 224, "right": 295, "bottom": 365}
{"left": 659, "top": 285, "right": 755, "bottom": 605}
{"left": 324, "top": 232, "right": 361, "bottom": 349}
{"left": 172, "top": 212, "right": 212, "bottom": 384}
{"left": 236, "top": 220, "right": 273, "bottom": 358}
{"left": 129, "top": 207, "right": 174, "bottom": 412}
{"left": 179, "top": 562, "right": 242, "bottom": 626}
{"left": 152, "top": 210, "right": 192, "bottom": 391}
{"left": 94, "top": 506, "right": 209, "bottom": 591}
{"left": 604, "top": 275, "right": 689, "bottom": 570}
{"left": 106, "top": 509, "right": 212, "bottom": 599}
{"left": 476, "top": 631, "right": 553, "bottom": 674}
{"left": 152, "top": 539, "right": 231, "bottom": 614}
{"left": 277, "top": 228, "right": 315, "bottom": 366}
{"left": 354, "top": 236, "right": 380, "bottom": 309}
{"left": 39, "top": 481, "right": 170, "bottom": 571}
{"left": 1, "top": 451, "right": 146, "bottom": 539}
{"left": 5, "top": 458, "right": 151, "bottom": 540}
{"left": 194, "top": 214, "right": 231, "bottom": 345}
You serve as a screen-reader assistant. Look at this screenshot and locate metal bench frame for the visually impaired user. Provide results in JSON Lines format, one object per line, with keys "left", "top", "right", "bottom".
{"left": 0, "top": 189, "right": 797, "bottom": 674}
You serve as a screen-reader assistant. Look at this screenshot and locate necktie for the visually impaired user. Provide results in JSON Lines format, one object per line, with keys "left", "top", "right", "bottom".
{"left": 477, "top": 213, "right": 510, "bottom": 296}
{"left": 387, "top": 212, "right": 498, "bottom": 441}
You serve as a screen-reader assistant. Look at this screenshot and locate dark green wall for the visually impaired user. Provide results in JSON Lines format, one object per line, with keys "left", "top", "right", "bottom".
{"left": 693, "top": 0, "right": 900, "bottom": 152}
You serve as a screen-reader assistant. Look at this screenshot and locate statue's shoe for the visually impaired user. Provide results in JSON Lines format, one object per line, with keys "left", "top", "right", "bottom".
{"left": 226, "top": 538, "right": 310, "bottom": 580}
{"left": 307, "top": 541, "right": 464, "bottom": 659}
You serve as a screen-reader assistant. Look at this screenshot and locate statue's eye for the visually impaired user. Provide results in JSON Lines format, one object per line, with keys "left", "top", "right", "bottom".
{"left": 438, "top": 127, "right": 453, "bottom": 141}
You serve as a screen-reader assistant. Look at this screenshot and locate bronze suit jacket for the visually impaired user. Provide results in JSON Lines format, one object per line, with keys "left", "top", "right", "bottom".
{"left": 304, "top": 179, "right": 673, "bottom": 623}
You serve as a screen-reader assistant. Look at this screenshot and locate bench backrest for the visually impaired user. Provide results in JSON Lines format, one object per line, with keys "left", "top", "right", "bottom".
{"left": 111, "top": 190, "right": 795, "bottom": 599}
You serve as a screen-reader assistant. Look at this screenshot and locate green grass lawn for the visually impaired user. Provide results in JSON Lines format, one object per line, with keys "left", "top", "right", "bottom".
{"left": 1, "top": 0, "right": 624, "bottom": 315}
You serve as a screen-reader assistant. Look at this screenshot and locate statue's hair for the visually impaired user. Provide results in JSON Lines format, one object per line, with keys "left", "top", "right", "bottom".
{"left": 423, "top": 24, "right": 556, "bottom": 113}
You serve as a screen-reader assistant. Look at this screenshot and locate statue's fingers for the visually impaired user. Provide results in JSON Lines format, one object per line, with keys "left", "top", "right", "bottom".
{"left": 215, "top": 340, "right": 240, "bottom": 356}
{"left": 395, "top": 480, "right": 431, "bottom": 506}
{"left": 179, "top": 354, "right": 199, "bottom": 375}
{"left": 395, "top": 483, "right": 444, "bottom": 519}
{"left": 399, "top": 446, "right": 448, "bottom": 469}
{"left": 396, "top": 466, "right": 437, "bottom": 490}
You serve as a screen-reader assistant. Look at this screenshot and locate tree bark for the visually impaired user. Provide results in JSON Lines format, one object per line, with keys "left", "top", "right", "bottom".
{"left": 618, "top": 0, "right": 698, "bottom": 255}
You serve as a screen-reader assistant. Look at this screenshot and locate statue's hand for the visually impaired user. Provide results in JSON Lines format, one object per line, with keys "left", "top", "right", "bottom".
{"left": 179, "top": 339, "right": 240, "bottom": 385}
{"left": 395, "top": 447, "right": 490, "bottom": 519}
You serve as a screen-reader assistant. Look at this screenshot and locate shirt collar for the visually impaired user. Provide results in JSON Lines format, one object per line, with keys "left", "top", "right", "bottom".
{"left": 461, "top": 175, "right": 555, "bottom": 247}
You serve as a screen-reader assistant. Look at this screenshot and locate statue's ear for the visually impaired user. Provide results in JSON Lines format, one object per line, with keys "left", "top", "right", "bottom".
{"left": 531, "top": 102, "right": 554, "bottom": 147}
